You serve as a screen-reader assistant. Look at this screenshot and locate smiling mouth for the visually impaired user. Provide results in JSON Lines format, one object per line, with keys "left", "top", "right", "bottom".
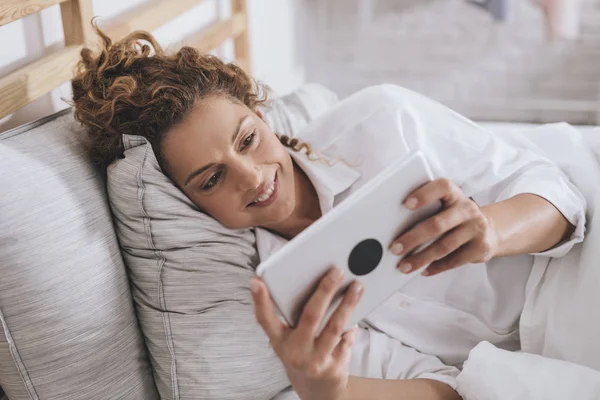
{"left": 248, "top": 173, "right": 279, "bottom": 207}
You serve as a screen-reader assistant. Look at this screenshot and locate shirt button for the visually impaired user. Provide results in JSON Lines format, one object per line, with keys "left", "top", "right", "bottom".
{"left": 399, "top": 300, "right": 412, "bottom": 309}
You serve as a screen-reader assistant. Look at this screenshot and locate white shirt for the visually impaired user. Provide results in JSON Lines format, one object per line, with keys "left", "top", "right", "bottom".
{"left": 256, "top": 84, "right": 586, "bottom": 369}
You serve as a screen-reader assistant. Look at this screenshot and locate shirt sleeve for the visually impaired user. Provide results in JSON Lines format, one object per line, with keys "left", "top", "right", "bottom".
{"left": 350, "top": 326, "right": 459, "bottom": 390}
{"left": 373, "top": 84, "right": 587, "bottom": 257}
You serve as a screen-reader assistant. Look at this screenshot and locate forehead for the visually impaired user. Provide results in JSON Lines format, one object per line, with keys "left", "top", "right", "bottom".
{"left": 161, "top": 95, "right": 250, "bottom": 183}
{"left": 165, "top": 96, "right": 248, "bottom": 154}
{"left": 171, "top": 95, "right": 244, "bottom": 139}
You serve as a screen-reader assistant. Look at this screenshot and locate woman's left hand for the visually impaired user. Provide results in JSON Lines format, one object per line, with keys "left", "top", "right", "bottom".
{"left": 390, "top": 178, "right": 500, "bottom": 276}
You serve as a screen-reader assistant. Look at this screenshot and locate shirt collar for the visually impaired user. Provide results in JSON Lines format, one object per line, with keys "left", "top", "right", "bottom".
{"left": 287, "top": 147, "right": 360, "bottom": 214}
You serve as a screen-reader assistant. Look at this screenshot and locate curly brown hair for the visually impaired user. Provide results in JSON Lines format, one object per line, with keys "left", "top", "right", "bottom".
{"left": 71, "top": 22, "right": 271, "bottom": 175}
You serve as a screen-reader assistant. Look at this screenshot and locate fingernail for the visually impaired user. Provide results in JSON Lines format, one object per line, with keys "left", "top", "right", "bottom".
{"left": 390, "top": 242, "right": 404, "bottom": 255}
{"left": 249, "top": 279, "right": 260, "bottom": 295}
{"left": 352, "top": 282, "right": 364, "bottom": 296}
{"left": 421, "top": 269, "right": 430, "bottom": 276}
{"left": 331, "top": 267, "right": 344, "bottom": 282}
{"left": 404, "top": 197, "right": 418, "bottom": 209}
{"left": 398, "top": 262, "right": 412, "bottom": 274}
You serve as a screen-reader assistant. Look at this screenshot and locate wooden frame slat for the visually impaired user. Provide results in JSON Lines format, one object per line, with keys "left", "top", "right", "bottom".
{"left": 60, "top": 0, "right": 94, "bottom": 45}
{"left": 0, "top": 0, "right": 251, "bottom": 121}
{"left": 231, "top": 0, "right": 251, "bottom": 74}
{"left": 0, "top": 0, "right": 69, "bottom": 27}
{"left": 189, "top": 12, "right": 247, "bottom": 54}
{"left": 106, "top": 0, "right": 208, "bottom": 42}
{"left": 0, "top": 45, "right": 82, "bottom": 119}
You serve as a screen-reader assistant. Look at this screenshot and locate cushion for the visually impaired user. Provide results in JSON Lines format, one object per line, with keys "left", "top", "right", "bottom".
{"left": 0, "top": 110, "right": 158, "bottom": 399}
{"left": 107, "top": 83, "right": 339, "bottom": 400}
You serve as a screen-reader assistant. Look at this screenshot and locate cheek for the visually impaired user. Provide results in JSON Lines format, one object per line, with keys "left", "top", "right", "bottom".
{"left": 188, "top": 191, "right": 251, "bottom": 229}
{"left": 197, "top": 194, "right": 234, "bottom": 216}
{"left": 261, "top": 133, "right": 288, "bottom": 160}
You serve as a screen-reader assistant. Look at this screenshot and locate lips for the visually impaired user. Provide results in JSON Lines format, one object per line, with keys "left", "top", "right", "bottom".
{"left": 252, "top": 179, "right": 275, "bottom": 204}
{"left": 248, "top": 173, "right": 279, "bottom": 208}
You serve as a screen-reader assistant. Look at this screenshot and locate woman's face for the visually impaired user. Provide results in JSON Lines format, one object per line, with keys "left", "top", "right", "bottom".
{"left": 162, "top": 95, "right": 296, "bottom": 229}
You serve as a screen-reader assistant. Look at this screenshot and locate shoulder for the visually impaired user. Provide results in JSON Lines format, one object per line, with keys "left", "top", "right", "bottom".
{"left": 322, "top": 84, "right": 423, "bottom": 123}
{"left": 353, "top": 84, "right": 423, "bottom": 103}
{"left": 296, "top": 84, "right": 420, "bottom": 148}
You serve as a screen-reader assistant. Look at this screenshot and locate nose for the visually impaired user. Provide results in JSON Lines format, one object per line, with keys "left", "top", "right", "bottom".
{"left": 233, "top": 160, "right": 262, "bottom": 192}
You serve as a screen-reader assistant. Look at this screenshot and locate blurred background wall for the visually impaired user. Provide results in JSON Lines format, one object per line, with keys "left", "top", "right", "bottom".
{"left": 2, "top": 0, "right": 599, "bottom": 132}
{"left": 302, "top": 0, "right": 600, "bottom": 125}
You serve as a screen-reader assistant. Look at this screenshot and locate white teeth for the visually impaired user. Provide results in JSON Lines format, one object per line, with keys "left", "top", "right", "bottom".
{"left": 253, "top": 180, "right": 275, "bottom": 204}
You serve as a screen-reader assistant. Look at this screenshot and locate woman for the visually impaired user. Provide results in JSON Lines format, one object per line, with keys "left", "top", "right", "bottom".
{"left": 72, "top": 26, "right": 586, "bottom": 400}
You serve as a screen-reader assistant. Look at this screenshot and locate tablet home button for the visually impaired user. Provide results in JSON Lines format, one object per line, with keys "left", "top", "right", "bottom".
{"left": 348, "top": 238, "right": 383, "bottom": 276}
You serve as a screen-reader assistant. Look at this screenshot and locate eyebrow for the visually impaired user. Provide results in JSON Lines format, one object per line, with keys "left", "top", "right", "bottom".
{"left": 183, "top": 115, "right": 250, "bottom": 187}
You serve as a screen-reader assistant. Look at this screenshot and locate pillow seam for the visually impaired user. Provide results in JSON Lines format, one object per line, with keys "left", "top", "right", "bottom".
{"left": 138, "top": 145, "right": 180, "bottom": 400}
{"left": 0, "top": 307, "right": 41, "bottom": 399}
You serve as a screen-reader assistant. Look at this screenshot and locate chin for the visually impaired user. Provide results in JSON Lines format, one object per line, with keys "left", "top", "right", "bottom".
{"left": 262, "top": 209, "right": 289, "bottom": 227}
{"left": 258, "top": 200, "right": 295, "bottom": 228}
{"left": 220, "top": 220, "right": 249, "bottom": 230}
{"left": 278, "top": 195, "right": 296, "bottom": 218}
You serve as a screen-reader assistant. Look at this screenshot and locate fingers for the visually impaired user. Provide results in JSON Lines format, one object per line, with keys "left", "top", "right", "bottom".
{"left": 250, "top": 278, "right": 286, "bottom": 345}
{"left": 304, "top": 325, "right": 359, "bottom": 381}
{"left": 392, "top": 206, "right": 468, "bottom": 262}
{"left": 390, "top": 179, "right": 470, "bottom": 258}
{"left": 423, "top": 242, "right": 479, "bottom": 276}
{"left": 296, "top": 267, "right": 345, "bottom": 339}
{"left": 403, "top": 178, "right": 462, "bottom": 210}
{"left": 331, "top": 326, "right": 359, "bottom": 365}
{"left": 398, "top": 223, "right": 474, "bottom": 273}
{"left": 315, "top": 281, "right": 364, "bottom": 356}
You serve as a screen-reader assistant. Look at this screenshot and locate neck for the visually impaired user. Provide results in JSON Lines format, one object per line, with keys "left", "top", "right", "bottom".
{"left": 265, "top": 161, "right": 321, "bottom": 240}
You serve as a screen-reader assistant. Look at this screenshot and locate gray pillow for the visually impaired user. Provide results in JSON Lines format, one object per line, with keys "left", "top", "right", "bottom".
{"left": 107, "top": 84, "right": 338, "bottom": 400}
{"left": 0, "top": 110, "right": 158, "bottom": 399}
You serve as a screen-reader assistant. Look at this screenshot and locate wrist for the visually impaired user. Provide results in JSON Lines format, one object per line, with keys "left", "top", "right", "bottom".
{"left": 480, "top": 204, "right": 504, "bottom": 258}
{"left": 338, "top": 377, "right": 354, "bottom": 400}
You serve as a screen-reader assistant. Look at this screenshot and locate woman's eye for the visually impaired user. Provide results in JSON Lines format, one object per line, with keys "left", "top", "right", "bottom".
{"left": 242, "top": 132, "right": 256, "bottom": 149}
{"left": 202, "top": 170, "right": 222, "bottom": 190}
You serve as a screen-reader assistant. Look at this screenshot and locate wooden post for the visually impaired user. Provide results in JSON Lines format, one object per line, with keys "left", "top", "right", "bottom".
{"left": 60, "top": 0, "right": 94, "bottom": 46}
{"left": 231, "top": 0, "right": 251, "bottom": 74}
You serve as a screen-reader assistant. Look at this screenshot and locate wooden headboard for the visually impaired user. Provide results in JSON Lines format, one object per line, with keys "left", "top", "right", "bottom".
{"left": 0, "top": 0, "right": 251, "bottom": 121}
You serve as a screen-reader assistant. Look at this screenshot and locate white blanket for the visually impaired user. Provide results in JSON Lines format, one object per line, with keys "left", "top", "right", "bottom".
{"left": 457, "top": 341, "right": 600, "bottom": 399}
{"left": 456, "top": 123, "right": 600, "bottom": 399}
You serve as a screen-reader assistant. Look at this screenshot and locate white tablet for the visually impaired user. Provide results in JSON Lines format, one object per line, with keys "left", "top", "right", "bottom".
{"left": 255, "top": 151, "right": 441, "bottom": 334}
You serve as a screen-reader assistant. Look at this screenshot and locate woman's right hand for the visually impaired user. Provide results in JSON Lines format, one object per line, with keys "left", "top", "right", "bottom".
{"left": 250, "top": 267, "right": 364, "bottom": 400}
